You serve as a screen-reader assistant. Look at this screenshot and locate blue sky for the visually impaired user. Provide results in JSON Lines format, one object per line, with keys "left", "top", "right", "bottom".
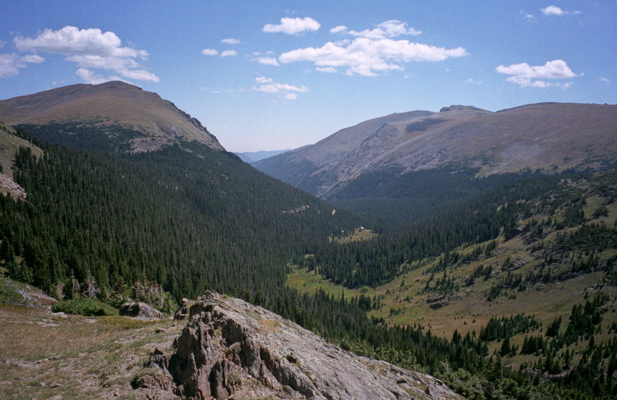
{"left": 1, "top": 1, "right": 615, "bottom": 152}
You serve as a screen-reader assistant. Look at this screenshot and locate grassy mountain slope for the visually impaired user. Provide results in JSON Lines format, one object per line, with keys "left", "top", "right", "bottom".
{"left": 289, "top": 168, "right": 617, "bottom": 396}
{"left": 0, "top": 81, "right": 223, "bottom": 152}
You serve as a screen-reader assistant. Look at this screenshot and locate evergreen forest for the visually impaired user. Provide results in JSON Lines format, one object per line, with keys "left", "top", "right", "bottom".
{"left": 1, "top": 125, "right": 617, "bottom": 399}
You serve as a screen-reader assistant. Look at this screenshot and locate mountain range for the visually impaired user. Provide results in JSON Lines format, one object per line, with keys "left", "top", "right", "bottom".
{"left": 255, "top": 102, "right": 617, "bottom": 228}
{"left": 1, "top": 82, "right": 616, "bottom": 399}
{"left": 255, "top": 103, "right": 617, "bottom": 197}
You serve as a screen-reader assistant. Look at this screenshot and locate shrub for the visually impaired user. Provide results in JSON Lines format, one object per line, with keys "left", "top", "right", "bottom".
{"left": 52, "top": 298, "right": 118, "bottom": 316}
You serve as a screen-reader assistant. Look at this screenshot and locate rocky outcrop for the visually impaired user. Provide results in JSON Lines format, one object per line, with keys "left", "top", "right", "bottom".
{"left": 173, "top": 298, "right": 196, "bottom": 321}
{"left": 119, "top": 301, "right": 165, "bottom": 319}
{"left": 142, "top": 291, "right": 463, "bottom": 399}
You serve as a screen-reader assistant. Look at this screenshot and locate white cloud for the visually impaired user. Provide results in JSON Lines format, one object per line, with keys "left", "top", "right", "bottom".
{"left": 522, "top": 11, "right": 535, "bottom": 20}
{"left": 330, "top": 25, "right": 348, "bottom": 34}
{"left": 316, "top": 66, "right": 337, "bottom": 73}
{"left": 221, "top": 38, "right": 240, "bottom": 44}
{"left": 496, "top": 59, "right": 579, "bottom": 88}
{"left": 346, "top": 20, "right": 422, "bottom": 39}
{"left": 0, "top": 54, "right": 24, "bottom": 77}
{"left": 118, "top": 68, "right": 159, "bottom": 81}
{"left": 14, "top": 26, "right": 147, "bottom": 58}
{"left": 255, "top": 57, "right": 279, "bottom": 66}
{"left": 252, "top": 76, "right": 307, "bottom": 100}
{"left": 76, "top": 68, "right": 125, "bottom": 84}
{"left": 263, "top": 17, "right": 320, "bottom": 35}
{"left": 0, "top": 53, "right": 45, "bottom": 78}
{"left": 66, "top": 54, "right": 158, "bottom": 81}
{"left": 280, "top": 36, "right": 468, "bottom": 76}
{"left": 20, "top": 54, "right": 45, "bottom": 64}
{"left": 202, "top": 48, "right": 219, "bottom": 56}
{"left": 541, "top": 5, "right": 581, "bottom": 16}
{"left": 542, "top": 5, "right": 565, "bottom": 15}
{"left": 599, "top": 77, "right": 610, "bottom": 83}
{"left": 220, "top": 50, "right": 237, "bottom": 57}
{"left": 12, "top": 26, "right": 158, "bottom": 82}
{"left": 255, "top": 76, "right": 273, "bottom": 83}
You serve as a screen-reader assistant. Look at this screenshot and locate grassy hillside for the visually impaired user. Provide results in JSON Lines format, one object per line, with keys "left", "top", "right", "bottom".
{"left": 0, "top": 81, "right": 223, "bottom": 152}
{"left": 288, "top": 169, "right": 617, "bottom": 398}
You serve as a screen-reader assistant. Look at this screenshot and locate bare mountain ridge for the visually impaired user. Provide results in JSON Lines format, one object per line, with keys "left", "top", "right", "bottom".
{"left": 254, "top": 103, "right": 617, "bottom": 197}
{"left": 0, "top": 81, "right": 224, "bottom": 152}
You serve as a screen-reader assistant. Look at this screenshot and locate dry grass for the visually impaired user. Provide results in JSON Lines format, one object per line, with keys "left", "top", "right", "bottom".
{"left": 0, "top": 304, "right": 183, "bottom": 399}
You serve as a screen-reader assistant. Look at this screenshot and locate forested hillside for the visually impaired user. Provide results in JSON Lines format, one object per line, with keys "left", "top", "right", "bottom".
{"left": 289, "top": 167, "right": 617, "bottom": 399}
{"left": 0, "top": 129, "right": 361, "bottom": 304}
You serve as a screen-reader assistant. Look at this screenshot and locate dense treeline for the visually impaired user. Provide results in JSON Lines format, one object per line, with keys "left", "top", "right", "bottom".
{"left": 0, "top": 130, "right": 360, "bottom": 301}
{"left": 312, "top": 174, "right": 574, "bottom": 288}
{"left": 328, "top": 166, "right": 530, "bottom": 231}
{"left": 479, "top": 314, "right": 542, "bottom": 342}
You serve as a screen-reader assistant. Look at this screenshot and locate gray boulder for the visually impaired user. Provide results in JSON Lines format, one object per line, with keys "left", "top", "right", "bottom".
{"left": 119, "top": 301, "right": 164, "bottom": 319}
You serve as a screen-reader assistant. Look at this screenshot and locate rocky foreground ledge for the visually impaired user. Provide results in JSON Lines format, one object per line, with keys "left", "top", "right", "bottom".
{"left": 138, "top": 291, "right": 463, "bottom": 400}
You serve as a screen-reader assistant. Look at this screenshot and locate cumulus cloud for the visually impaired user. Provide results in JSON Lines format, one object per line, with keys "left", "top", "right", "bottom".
{"left": 0, "top": 53, "right": 44, "bottom": 78}
{"left": 496, "top": 59, "right": 580, "bottom": 88}
{"left": 263, "top": 17, "right": 320, "bottom": 35}
{"left": 541, "top": 5, "right": 581, "bottom": 16}
{"left": 255, "top": 76, "right": 272, "bottom": 83}
{"left": 252, "top": 76, "right": 307, "bottom": 99}
{"left": 342, "top": 20, "right": 422, "bottom": 39}
{"left": 255, "top": 57, "right": 279, "bottom": 66}
{"left": 221, "top": 38, "right": 240, "bottom": 44}
{"left": 203, "top": 48, "right": 238, "bottom": 58}
{"left": 76, "top": 68, "right": 125, "bottom": 84}
{"left": 279, "top": 35, "right": 468, "bottom": 76}
{"left": 12, "top": 26, "right": 158, "bottom": 82}
{"left": 316, "top": 66, "right": 337, "bottom": 73}
{"left": 330, "top": 26, "right": 348, "bottom": 34}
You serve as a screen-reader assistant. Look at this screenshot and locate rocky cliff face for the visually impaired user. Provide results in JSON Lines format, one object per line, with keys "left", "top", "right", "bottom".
{"left": 141, "top": 292, "right": 463, "bottom": 399}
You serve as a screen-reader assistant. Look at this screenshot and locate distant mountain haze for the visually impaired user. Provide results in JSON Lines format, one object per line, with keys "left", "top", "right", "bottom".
{"left": 235, "top": 149, "right": 292, "bottom": 164}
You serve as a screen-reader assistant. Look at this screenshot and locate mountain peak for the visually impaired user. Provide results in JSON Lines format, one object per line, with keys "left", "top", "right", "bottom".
{"left": 0, "top": 82, "right": 224, "bottom": 153}
{"left": 439, "top": 105, "right": 491, "bottom": 114}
